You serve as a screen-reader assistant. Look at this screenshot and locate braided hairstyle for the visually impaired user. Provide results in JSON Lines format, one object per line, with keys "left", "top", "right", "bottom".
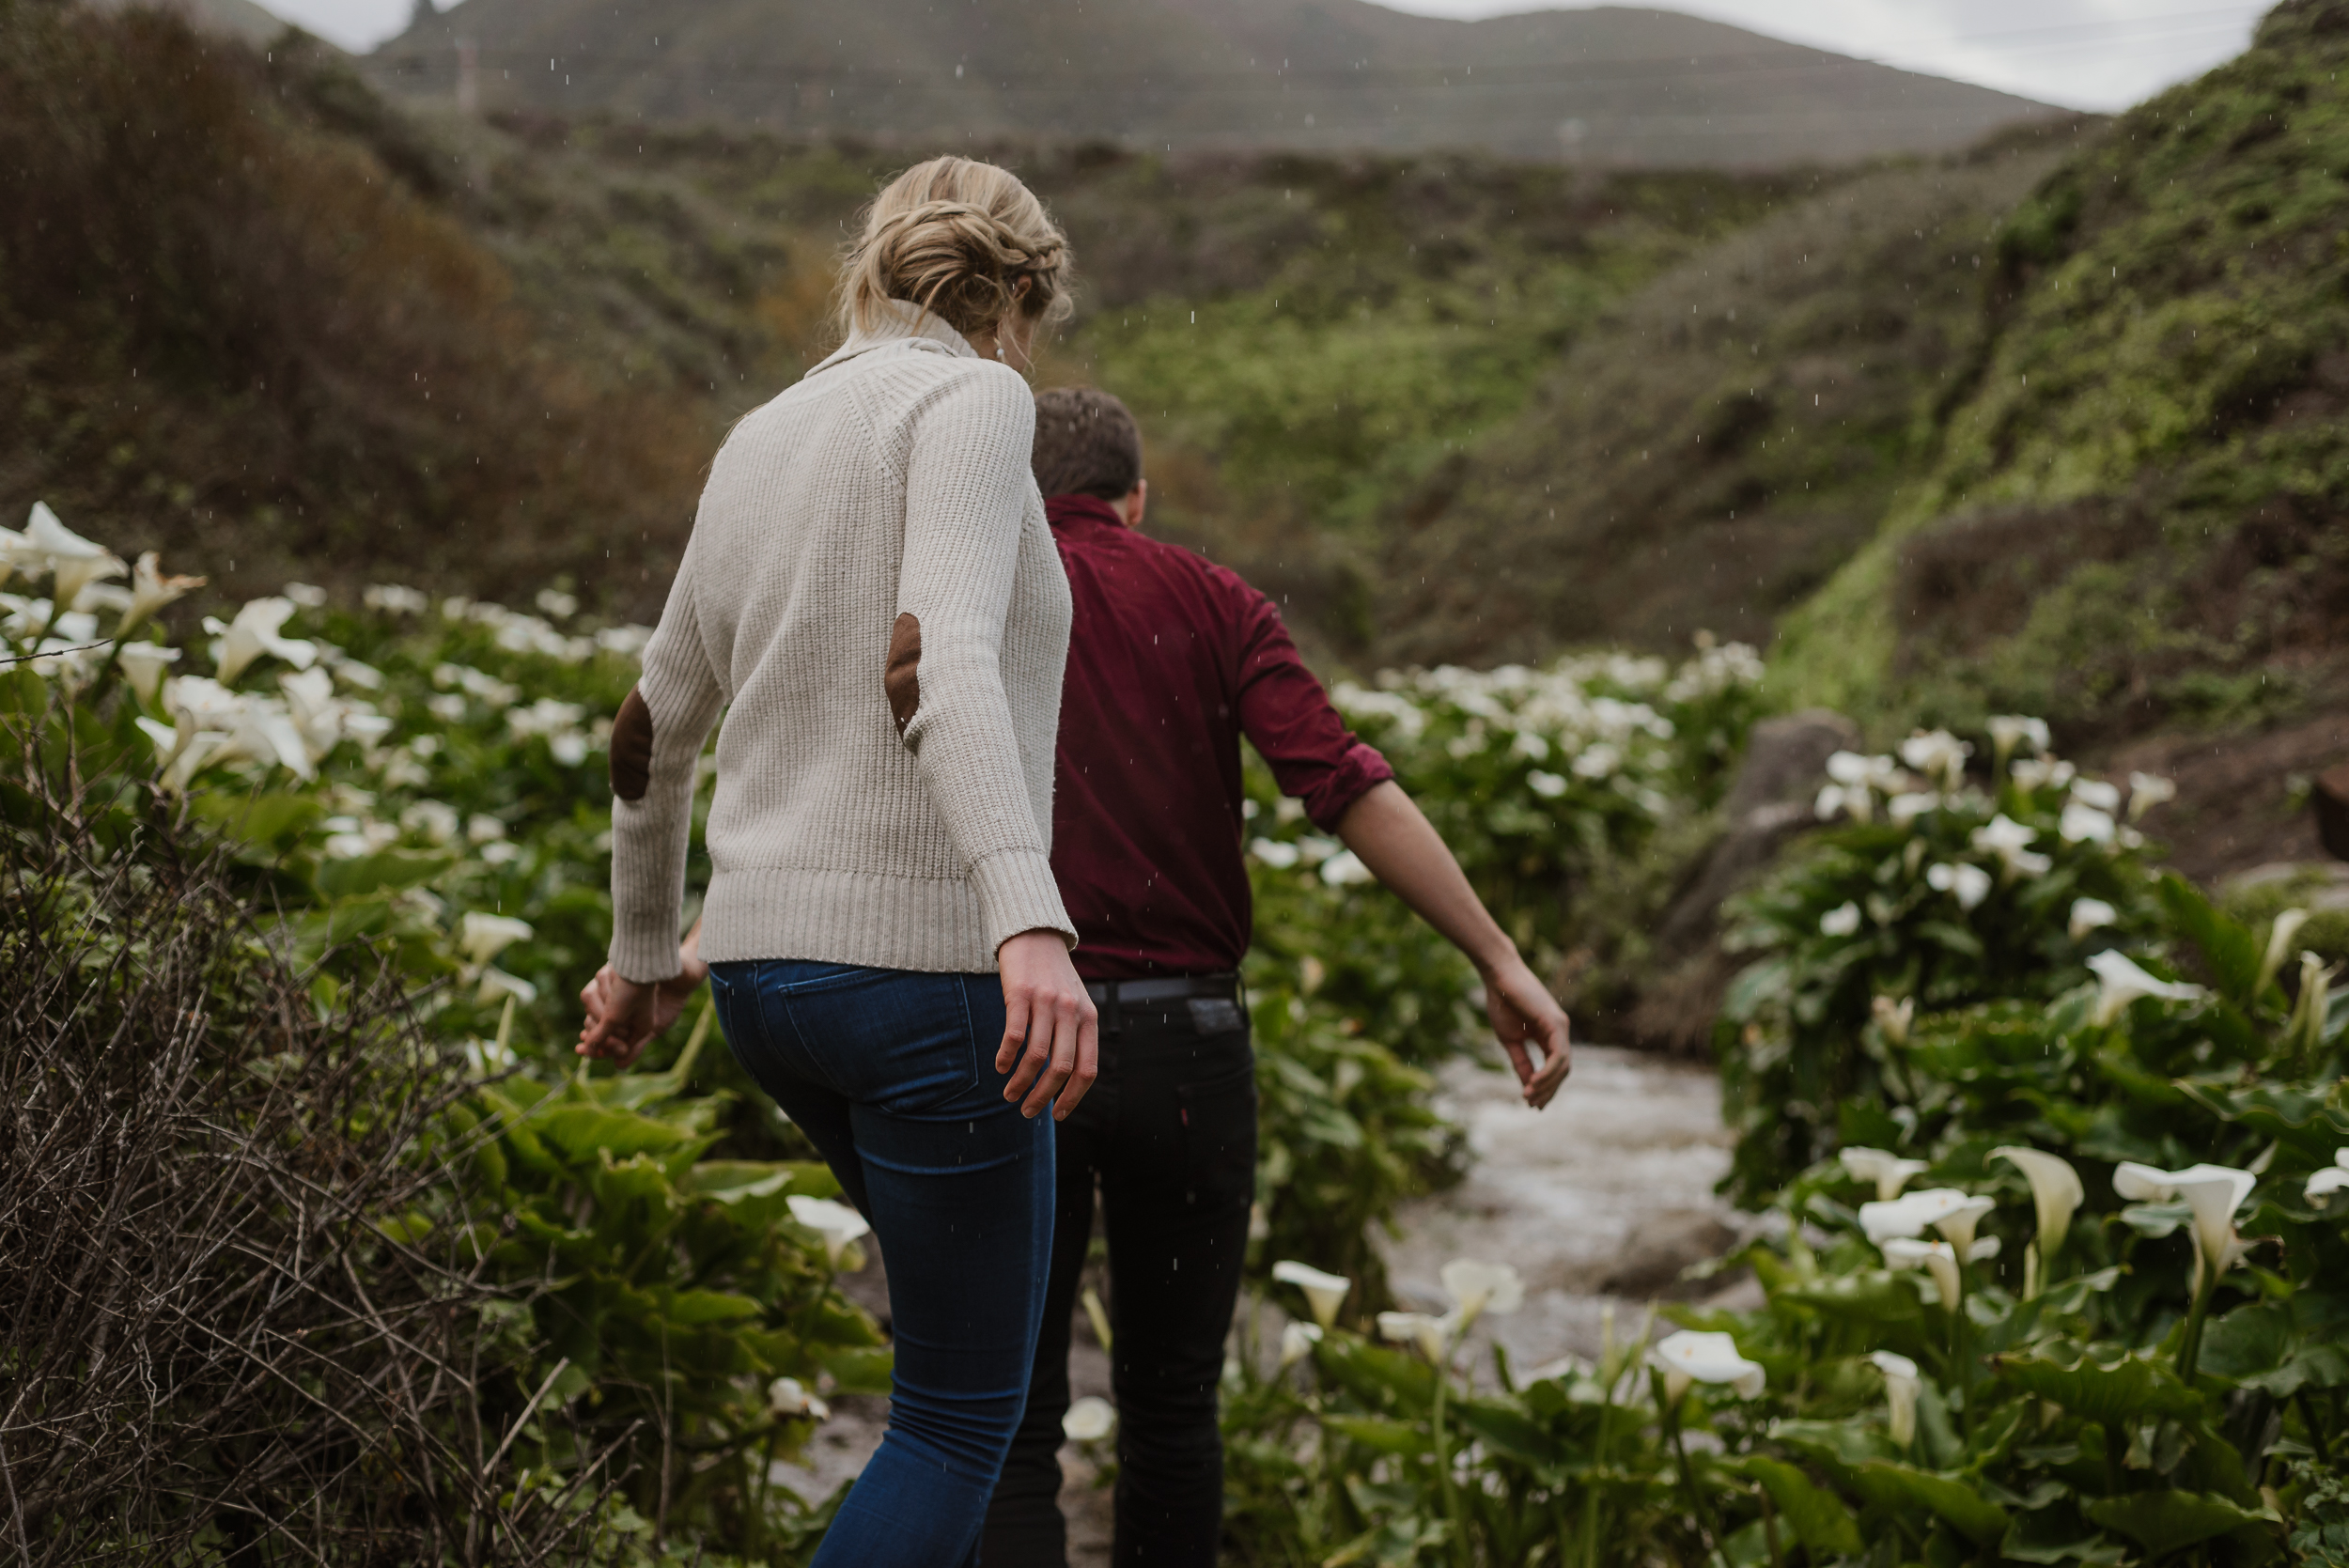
{"left": 836, "top": 157, "right": 1073, "bottom": 341}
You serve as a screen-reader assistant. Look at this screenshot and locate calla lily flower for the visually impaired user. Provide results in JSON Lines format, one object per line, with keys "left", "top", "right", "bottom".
{"left": 2069, "top": 897, "right": 2118, "bottom": 942}
{"left": 2305, "top": 1152, "right": 2349, "bottom": 1207}
{"left": 25, "top": 502, "right": 127, "bottom": 612}
{"left": 786, "top": 1194, "right": 872, "bottom": 1265}
{"left": 2126, "top": 772, "right": 2176, "bottom": 821}
{"left": 1870, "top": 995, "right": 1915, "bottom": 1048}
{"left": 475, "top": 968, "right": 538, "bottom": 1007}
{"left": 2114, "top": 1162, "right": 2256, "bottom": 1289}
{"left": 1886, "top": 791, "right": 1941, "bottom": 826}
{"left": 2258, "top": 909, "right": 2310, "bottom": 997}
{"left": 1273, "top": 1261, "right": 1352, "bottom": 1330}
{"left": 1988, "top": 714, "right": 2049, "bottom": 764}
{"left": 212, "top": 597, "right": 319, "bottom": 686}
{"left": 1377, "top": 1310, "right": 1456, "bottom": 1363}
{"left": 1440, "top": 1258, "right": 1524, "bottom": 1328}
{"left": 1859, "top": 1188, "right": 1994, "bottom": 1254}
{"left": 1926, "top": 861, "right": 1993, "bottom": 910}
{"left": 2070, "top": 778, "right": 2122, "bottom": 813}
{"left": 2087, "top": 950, "right": 2206, "bottom": 1028}
{"left": 769, "top": 1376, "right": 831, "bottom": 1421}
{"left": 1881, "top": 1236, "right": 1965, "bottom": 1309}
{"left": 1869, "top": 1350, "right": 1921, "bottom": 1447}
{"left": 1992, "top": 1145, "right": 2086, "bottom": 1296}
{"left": 1841, "top": 1145, "right": 1929, "bottom": 1203}
{"left": 2012, "top": 756, "right": 2077, "bottom": 792}
{"left": 1279, "top": 1320, "right": 1324, "bottom": 1371}
{"left": 2060, "top": 803, "right": 2116, "bottom": 845}
{"left": 1820, "top": 902, "right": 1862, "bottom": 938}
{"left": 458, "top": 911, "right": 534, "bottom": 970}
{"left": 117, "top": 641, "right": 181, "bottom": 703}
{"left": 1063, "top": 1396, "right": 1116, "bottom": 1442}
{"left": 2287, "top": 950, "right": 2337, "bottom": 1059}
{"left": 1646, "top": 1329, "right": 1765, "bottom": 1402}
{"left": 117, "top": 551, "right": 205, "bottom": 637}
{"left": 1320, "top": 849, "right": 1375, "bottom": 887}
{"left": 1899, "top": 730, "right": 1971, "bottom": 790}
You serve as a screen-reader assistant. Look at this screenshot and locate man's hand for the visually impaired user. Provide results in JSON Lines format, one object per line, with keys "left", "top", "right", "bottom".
{"left": 578, "top": 929, "right": 708, "bottom": 1071}
{"left": 1480, "top": 951, "right": 1573, "bottom": 1110}
{"left": 994, "top": 929, "right": 1099, "bottom": 1120}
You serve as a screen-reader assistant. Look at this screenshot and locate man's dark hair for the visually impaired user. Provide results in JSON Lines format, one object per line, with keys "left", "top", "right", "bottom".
{"left": 1032, "top": 386, "right": 1143, "bottom": 501}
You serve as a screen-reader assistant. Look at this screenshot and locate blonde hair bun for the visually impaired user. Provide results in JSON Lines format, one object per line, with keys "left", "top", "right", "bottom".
{"left": 838, "top": 159, "right": 1073, "bottom": 340}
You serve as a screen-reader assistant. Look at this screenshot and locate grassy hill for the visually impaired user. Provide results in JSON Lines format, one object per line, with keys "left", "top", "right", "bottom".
{"left": 368, "top": 0, "right": 2055, "bottom": 170}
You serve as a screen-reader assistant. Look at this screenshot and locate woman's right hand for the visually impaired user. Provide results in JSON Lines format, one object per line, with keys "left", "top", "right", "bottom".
{"left": 995, "top": 930, "right": 1099, "bottom": 1120}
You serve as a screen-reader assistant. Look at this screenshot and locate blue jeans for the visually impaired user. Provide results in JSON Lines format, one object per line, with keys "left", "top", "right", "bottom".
{"left": 708, "top": 959, "right": 1054, "bottom": 1568}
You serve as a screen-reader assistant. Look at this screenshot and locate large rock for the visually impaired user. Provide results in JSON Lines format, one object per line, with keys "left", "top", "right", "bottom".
{"left": 1627, "top": 709, "right": 1858, "bottom": 1053}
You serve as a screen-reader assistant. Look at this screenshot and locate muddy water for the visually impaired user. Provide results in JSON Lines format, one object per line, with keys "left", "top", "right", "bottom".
{"left": 772, "top": 1045, "right": 1737, "bottom": 1565}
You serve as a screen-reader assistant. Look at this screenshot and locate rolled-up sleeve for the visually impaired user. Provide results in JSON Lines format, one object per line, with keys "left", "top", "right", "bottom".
{"left": 1230, "top": 594, "right": 1392, "bottom": 831}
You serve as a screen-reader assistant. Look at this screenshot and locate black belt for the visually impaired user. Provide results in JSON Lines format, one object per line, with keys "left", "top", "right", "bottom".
{"left": 1084, "top": 972, "right": 1243, "bottom": 1038}
{"left": 1082, "top": 972, "right": 1240, "bottom": 1007}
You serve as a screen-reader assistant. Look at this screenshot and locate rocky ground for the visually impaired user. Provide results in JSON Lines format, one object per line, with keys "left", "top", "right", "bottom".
{"left": 770, "top": 1043, "right": 1738, "bottom": 1564}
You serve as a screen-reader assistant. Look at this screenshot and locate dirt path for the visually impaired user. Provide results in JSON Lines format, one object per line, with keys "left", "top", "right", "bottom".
{"left": 772, "top": 1045, "right": 1737, "bottom": 1563}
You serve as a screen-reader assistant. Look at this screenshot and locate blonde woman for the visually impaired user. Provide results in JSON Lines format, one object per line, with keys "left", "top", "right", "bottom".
{"left": 578, "top": 157, "right": 1098, "bottom": 1566}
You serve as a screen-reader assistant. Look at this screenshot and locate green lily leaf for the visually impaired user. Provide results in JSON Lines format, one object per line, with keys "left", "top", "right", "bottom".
{"left": 1323, "top": 1414, "right": 1428, "bottom": 1458}
{"left": 1851, "top": 1460, "right": 2011, "bottom": 1546}
{"left": 532, "top": 1102, "right": 700, "bottom": 1163}
{"left": 1725, "top": 1455, "right": 1865, "bottom": 1558}
{"left": 1993, "top": 1346, "right": 2204, "bottom": 1426}
{"left": 1774, "top": 1269, "right": 1925, "bottom": 1325}
{"left": 2002, "top": 1496, "right": 2127, "bottom": 1564}
{"left": 2080, "top": 1489, "right": 2277, "bottom": 1556}
{"left": 2155, "top": 875, "right": 2262, "bottom": 1004}
{"left": 313, "top": 846, "right": 457, "bottom": 900}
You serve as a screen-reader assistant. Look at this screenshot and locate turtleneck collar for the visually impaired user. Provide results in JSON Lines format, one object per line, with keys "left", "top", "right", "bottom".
{"left": 805, "top": 299, "right": 978, "bottom": 379}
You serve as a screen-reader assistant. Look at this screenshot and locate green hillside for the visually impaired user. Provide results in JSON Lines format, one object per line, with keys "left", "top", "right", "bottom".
{"left": 1772, "top": 0, "right": 2349, "bottom": 753}
{"left": 369, "top": 0, "right": 2054, "bottom": 170}
{"left": 1365, "top": 121, "right": 2091, "bottom": 663}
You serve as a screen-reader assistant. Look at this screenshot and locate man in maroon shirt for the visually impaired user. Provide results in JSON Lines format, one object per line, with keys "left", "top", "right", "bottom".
{"left": 982, "top": 389, "right": 1573, "bottom": 1567}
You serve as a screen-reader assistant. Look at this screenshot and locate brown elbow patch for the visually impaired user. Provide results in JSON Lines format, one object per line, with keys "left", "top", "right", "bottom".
{"left": 610, "top": 686, "right": 654, "bottom": 800}
{"left": 885, "top": 612, "right": 922, "bottom": 736}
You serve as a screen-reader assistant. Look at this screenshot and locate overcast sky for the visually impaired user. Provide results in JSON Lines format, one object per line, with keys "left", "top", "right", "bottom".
{"left": 269, "top": 0, "right": 2268, "bottom": 113}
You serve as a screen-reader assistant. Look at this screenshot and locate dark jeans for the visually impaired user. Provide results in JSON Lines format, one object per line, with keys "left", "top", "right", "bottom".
{"left": 708, "top": 959, "right": 1054, "bottom": 1568}
{"left": 981, "top": 991, "right": 1257, "bottom": 1568}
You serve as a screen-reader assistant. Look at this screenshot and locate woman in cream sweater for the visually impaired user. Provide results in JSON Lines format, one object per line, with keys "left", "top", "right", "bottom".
{"left": 579, "top": 157, "right": 1098, "bottom": 1566}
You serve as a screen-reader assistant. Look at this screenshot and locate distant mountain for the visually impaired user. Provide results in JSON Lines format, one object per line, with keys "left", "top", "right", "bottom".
{"left": 83, "top": 0, "right": 296, "bottom": 48}
{"left": 369, "top": 0, "right": 2057, "bottom": 168}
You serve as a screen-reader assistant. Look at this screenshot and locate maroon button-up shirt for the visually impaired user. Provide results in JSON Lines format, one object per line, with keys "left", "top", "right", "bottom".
{"left": 1046, "top": 493, "right": 1393, "bottom": 980}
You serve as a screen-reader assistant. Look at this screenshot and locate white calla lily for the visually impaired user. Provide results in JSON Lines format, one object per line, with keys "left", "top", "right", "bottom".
{"left": 1899, "top": 730, "right": 1971, "bottom": 790}
{"left": 1926, "top": 861, "right": 1993, "bottom": 910}
{"left": 2114, "top": 1161, "right": 2256, "bottom": 1289}
{"left": 2126, "top": 772, "right": 2176, "bottom": 821}
{"left": 786, "top": 1194, "right": 873, "bottom": 1266}
{"left": 2305, "top": 1152, "right": 2349, "bottom": 1208}
{"left": 1377, "top": 1310, "right": 1457, "bottom": 1363}
{"left": 1870, "top": 995, "right": 1915, "bottom": 1048}
{"left": 2069, "top": 897, "right": 2118, "bottom": 942}
{"left": 2087, "top": 950, "right": 2206, "bottom": 1028}
{"left": 1272, "top": 1261, "right": 1352, "bottom": 1330}
{"left": 2070, "top": 778, "right": 2122, "bottom": 813}
{"left": 1988, "top": 714, "right": 2049, "bottom": 764}
{"left": 25, "top": 502, "right": 127, "bottom": 612}
{"left": 1992, "top": 1146, "right": 2084, "bottom": 1293}
{"left": 1063, "top": 1396, "right": 1116, "bottom": 1442}
{"left": 1439, "top": 1258, "right": 1524, "bottom": 1328}
{"left": 1868, "top": 1350, "right": 1921, "bottom": 1447}
{"left": 213, "top": 597, "right": 319, "bottom": 685}
{"left": 1279, "top": 1320, "right": 1324, "bottom": 1371}
{"left": 1859, "top": 1188, "right": 1992, "bottom": 1254}
{"left": 2060, "top": 802, "right": 2116, "bottom": 845}
{"left": 117, "top": 641, "right": 181, "bottom": 703}
{"left": 2287, "top": 949, "right": 2337, "bottom": 1059}
{"left": 768, "top": 1376, "right": 831, "bottom": 1421}
{"left": 1840, "top": 1146, "right": 1929, "bottom": 1203}
{"left": 1646, "top": 1329, "right": 1766, "bottom": 1403}
{"left": 1881, "top": 1236, "right": 1964, "bottom": 1309}
{"left": 475, "top": 968, "right": 538, "bottom": 1007}
{"left": 1820, "top": 902, "right": 1862, "bottom": 938}
{"left": 2258, "top": 909, "right": 2310, "bottom": 997}
{"left": 117, "top": 551, "right": 205, "bottom": 637}
{"left": 457, "top": 911, "right": 534, "bottom": 970}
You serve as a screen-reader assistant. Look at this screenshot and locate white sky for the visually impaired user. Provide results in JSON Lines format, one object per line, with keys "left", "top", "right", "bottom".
{"left": 269, "top": 0, "right": 2268, "bottom": 113}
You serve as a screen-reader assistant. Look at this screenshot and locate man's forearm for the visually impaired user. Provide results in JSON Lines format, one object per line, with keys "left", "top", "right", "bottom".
{"left": 1331, "top": 781, "right": 1516, "bottom": 973}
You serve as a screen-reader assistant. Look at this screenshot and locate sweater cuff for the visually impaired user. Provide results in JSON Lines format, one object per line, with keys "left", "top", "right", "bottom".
{"left": 971, "top": 849, "right": 1077, "bottom": 956}
{"left": 610, "top": 922, "right": 685, "bottom": 986}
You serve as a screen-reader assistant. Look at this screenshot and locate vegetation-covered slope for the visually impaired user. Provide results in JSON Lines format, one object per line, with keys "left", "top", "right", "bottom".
{"left": 370, "top": 0, "right": 2052, "bottom": 169}
{"left": 1366, "top": 122, "right": 2090, "bottom": 663}
{"left": 0, "top": 3, "right": 703, "bottom": 609}
{"left": 1773, "top": 0, "right": 2349, "bottom": 747}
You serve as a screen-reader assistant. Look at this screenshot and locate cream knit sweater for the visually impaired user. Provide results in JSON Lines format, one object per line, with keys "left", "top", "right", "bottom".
{"left": 606, "top": 303, "right": 1075, "bottom": 983}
